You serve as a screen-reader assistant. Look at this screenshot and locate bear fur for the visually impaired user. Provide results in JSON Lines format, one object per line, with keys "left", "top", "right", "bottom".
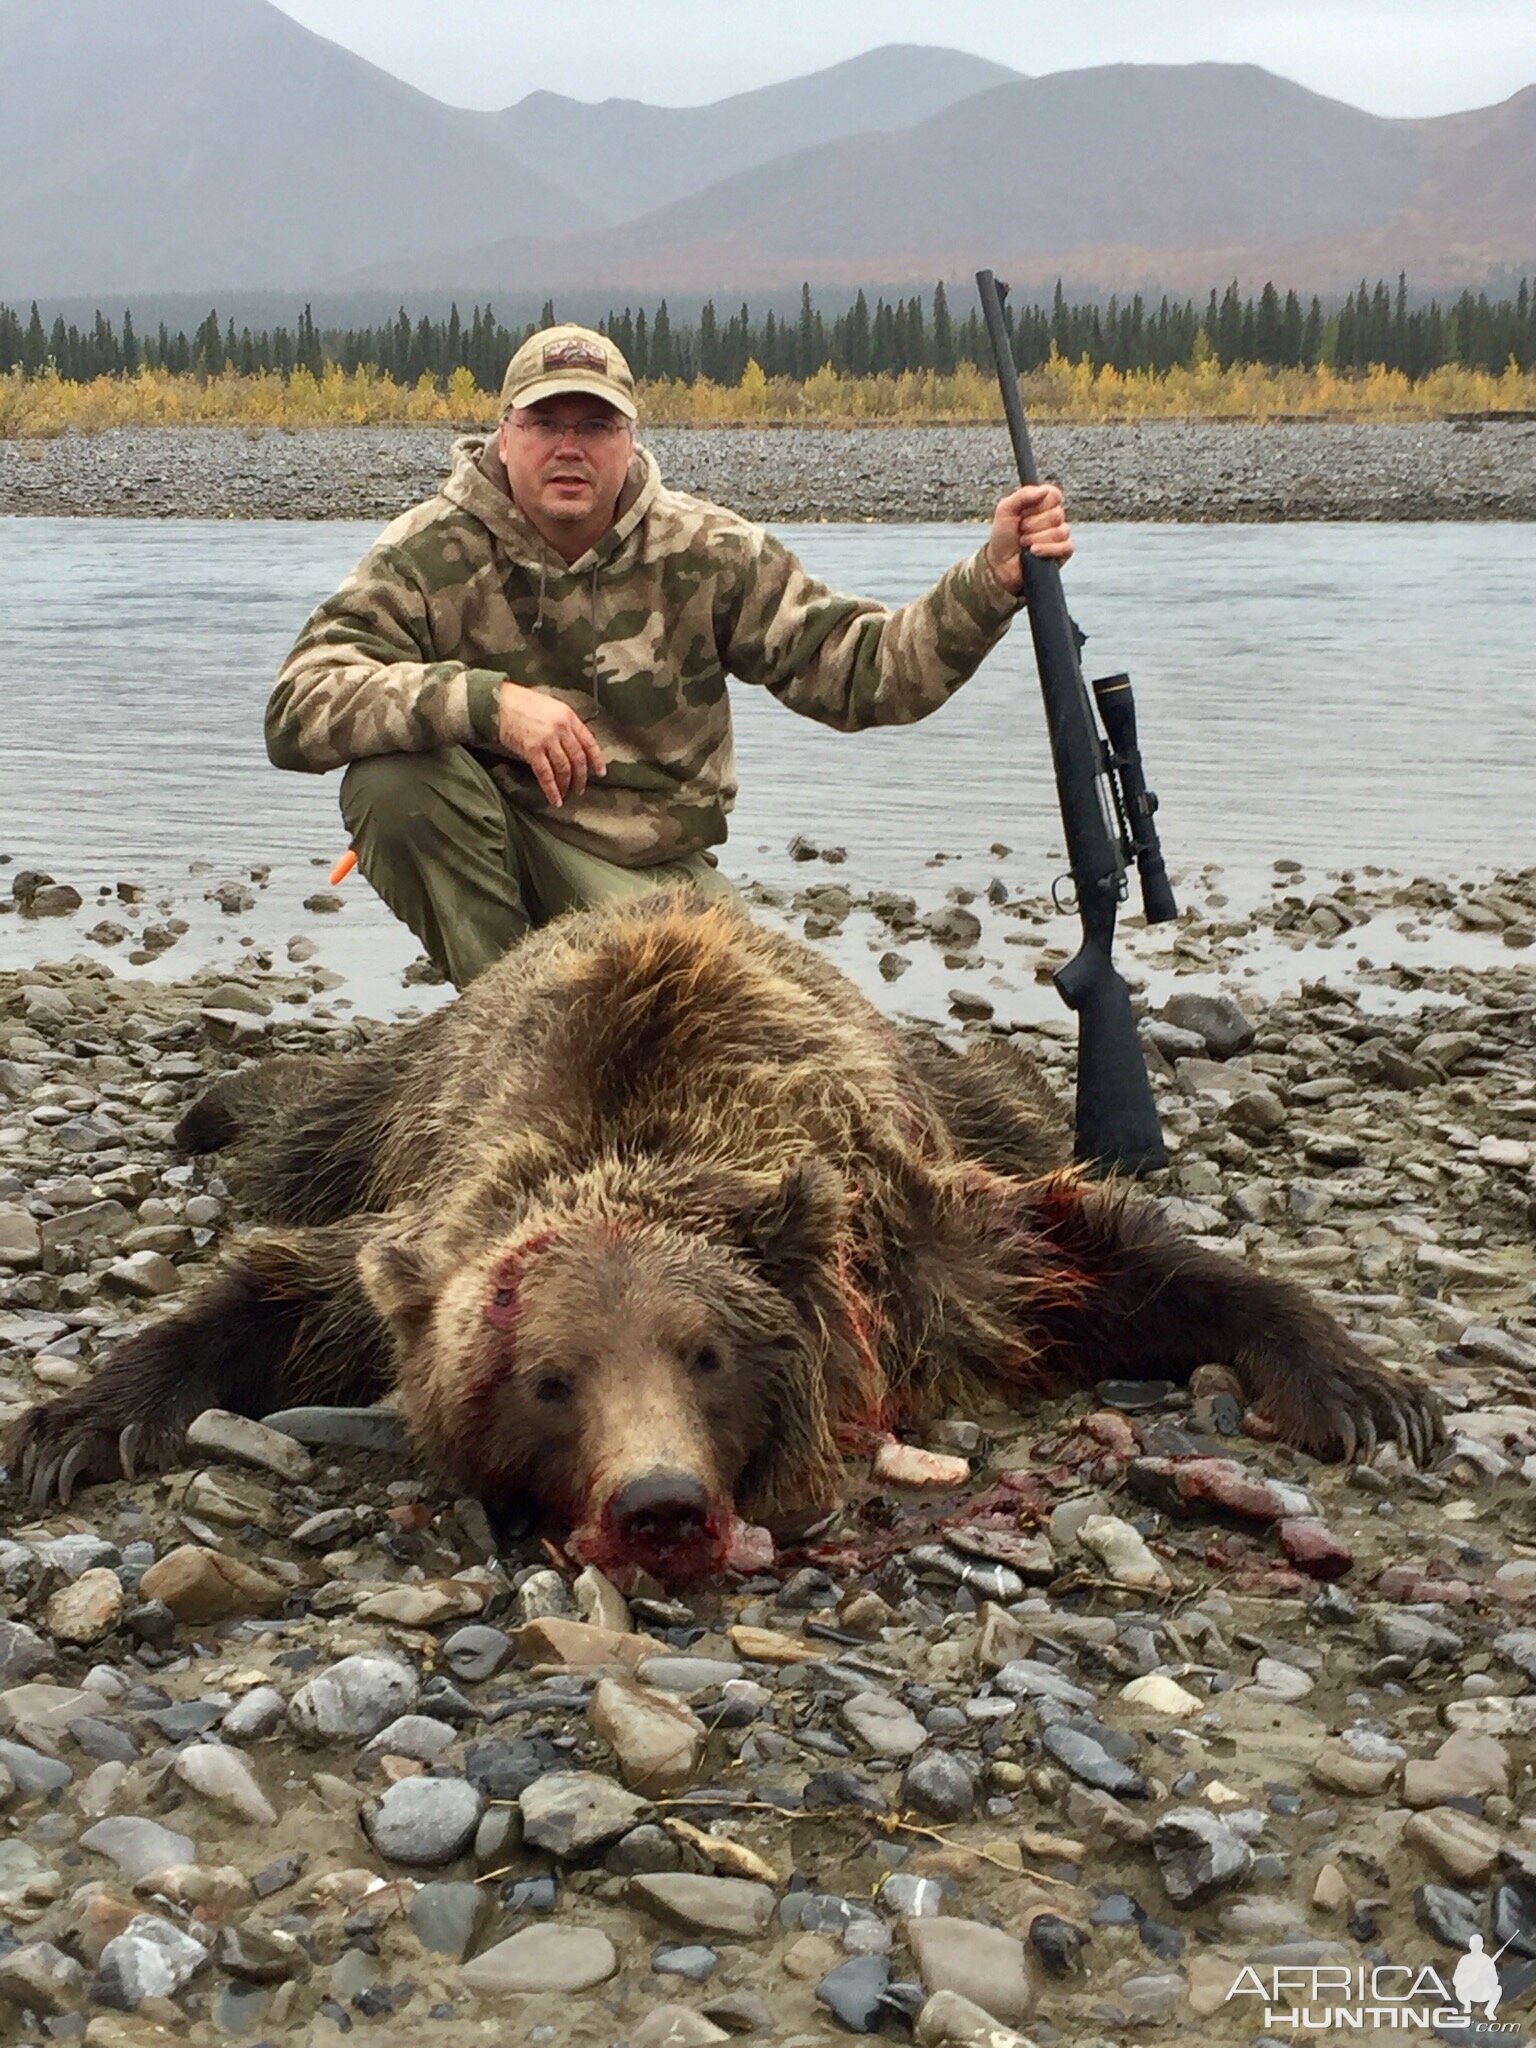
{"left": 8, "top": 895, "right": 1440, "bottom": 1580}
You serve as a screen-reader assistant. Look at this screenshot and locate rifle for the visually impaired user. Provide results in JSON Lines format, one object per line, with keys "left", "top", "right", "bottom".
{"left": 975, "top": 267, "right": 1178, "bottom": 1176}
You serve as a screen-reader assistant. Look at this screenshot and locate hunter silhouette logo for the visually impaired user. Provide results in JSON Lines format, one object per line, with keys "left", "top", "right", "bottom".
{"left": 1227, "top": 1941, "right": 1521, "bottom": 2033}
{"left": 1453, "top": 1936, "right": 1508, "bottom": 2021}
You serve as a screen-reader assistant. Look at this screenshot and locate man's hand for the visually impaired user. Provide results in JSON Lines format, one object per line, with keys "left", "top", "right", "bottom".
{"left": 985, "top": 483, "right": 1072, "bottom": 595}
{"left": 497, "top": 681, "right": 605, "bottom": 807}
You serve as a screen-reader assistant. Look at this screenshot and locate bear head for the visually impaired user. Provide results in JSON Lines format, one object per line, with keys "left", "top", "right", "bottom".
{"left": 357, "top": 1154, "right": 851, "bottom": 1582}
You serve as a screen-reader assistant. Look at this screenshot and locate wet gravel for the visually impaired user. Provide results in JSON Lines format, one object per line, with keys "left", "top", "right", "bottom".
{"left": 2, "top": 418, "right": 1533, "bottom": 522}
{"left": 1, "top": 858, "right": 1535, "bottom": 2043}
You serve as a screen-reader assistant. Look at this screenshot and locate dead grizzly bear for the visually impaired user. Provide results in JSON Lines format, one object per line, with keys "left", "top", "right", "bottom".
{"left": 8, "top": 896, "right": 1440, "bottom": 1581}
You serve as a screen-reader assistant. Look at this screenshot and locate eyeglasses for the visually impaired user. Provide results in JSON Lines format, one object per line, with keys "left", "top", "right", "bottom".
{"left": 510, "top": 416, "right": 630, "bottom": 444}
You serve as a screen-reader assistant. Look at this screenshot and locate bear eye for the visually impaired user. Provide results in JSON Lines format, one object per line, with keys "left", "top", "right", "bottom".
{"left": 534, "top": 1375, "right": 572, "bottom": 1405}
{"left": 691, "top": 1345, "right": 723, "bottom": 1377}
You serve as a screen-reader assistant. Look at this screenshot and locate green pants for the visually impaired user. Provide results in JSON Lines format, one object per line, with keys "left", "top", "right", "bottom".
{"left": 340, "top": 747, "right": 739, "bottom": 988}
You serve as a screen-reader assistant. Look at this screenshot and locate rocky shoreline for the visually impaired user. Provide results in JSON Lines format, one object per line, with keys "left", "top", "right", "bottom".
{"left": 2, "top": 418, "right": 1534, "bottom": 523}
{"left": 1, "top": 860, "right": 1535, "bottom": 2045}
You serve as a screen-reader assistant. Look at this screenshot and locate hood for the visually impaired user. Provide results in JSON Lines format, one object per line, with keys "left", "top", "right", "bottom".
{"left": 441, "top": 433, "right": 661, "bottom": 576}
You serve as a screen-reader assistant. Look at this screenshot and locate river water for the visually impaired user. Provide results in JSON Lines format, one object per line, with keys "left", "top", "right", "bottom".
{"left": 1, "top": 517, "right": 1532, "bottom": 1013}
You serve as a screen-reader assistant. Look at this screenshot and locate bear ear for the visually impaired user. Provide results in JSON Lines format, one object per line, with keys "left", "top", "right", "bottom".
{"left": 357, "top": 1233, "right": 440, "bottom": 1346}
{"left": 732, "top": 1156, "right": 847, "bottom": 1304}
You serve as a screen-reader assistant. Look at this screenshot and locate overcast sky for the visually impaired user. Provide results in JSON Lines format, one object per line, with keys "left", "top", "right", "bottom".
{"left": 270, "top": 0, "right": 1535, "bottom": 118}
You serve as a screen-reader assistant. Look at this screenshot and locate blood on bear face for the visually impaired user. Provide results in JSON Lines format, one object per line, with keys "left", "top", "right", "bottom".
{"left": 358, "top": 1181, "right": 837, "bottom": 1584}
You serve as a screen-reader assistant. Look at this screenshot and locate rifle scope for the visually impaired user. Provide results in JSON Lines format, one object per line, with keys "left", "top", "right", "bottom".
{"left": 1092, "top": 674, "right": 1178, "bottom": 926}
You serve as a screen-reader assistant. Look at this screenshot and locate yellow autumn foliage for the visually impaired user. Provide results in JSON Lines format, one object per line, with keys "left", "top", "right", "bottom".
{"left": 1, "top": 351, "right": 1532, "bottom": 437}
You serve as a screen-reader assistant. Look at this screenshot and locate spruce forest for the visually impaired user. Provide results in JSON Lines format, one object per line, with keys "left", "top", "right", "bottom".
{"left": 2, "top": 278, "right": 1534, "bottom": 431}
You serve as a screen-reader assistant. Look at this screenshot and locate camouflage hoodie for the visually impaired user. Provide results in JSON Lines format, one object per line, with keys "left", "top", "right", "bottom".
{"left": 267, "top": 435, "right": 1021, "bottom": 868}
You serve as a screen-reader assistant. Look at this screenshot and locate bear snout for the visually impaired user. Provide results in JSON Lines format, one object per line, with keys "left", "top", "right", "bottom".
{"left": 611, "top": 1469, "right": 717, "bottom": 1558}
{"left": 567, "top": 1467, "right": 734, "bottom": 1582}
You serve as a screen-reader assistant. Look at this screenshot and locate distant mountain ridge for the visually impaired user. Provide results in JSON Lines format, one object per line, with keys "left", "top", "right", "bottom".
{"left": 0, "top": 0, "right": 1529, "bottom": 298}
{"left": 485, "top": 45, "right": 1022, "bottom": 224}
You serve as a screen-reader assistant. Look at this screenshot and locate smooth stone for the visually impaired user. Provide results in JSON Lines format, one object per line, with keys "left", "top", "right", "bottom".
{"left": 905, "top": 1916, "right": 1034, "bottom": 2028}
{"left": 628, "top": 1873, "right": 776, "bottom": 1940}
{"left": 1078, "top": 1513, "right": 1173, "bottom": 1593}
{"left": 363, "top": 1776, "right": 484, "bottom": 1866}
{"left": 173, "top": 1743, "right": 276, "bottom": 1824}
{"left": 355, "top": 1579, "right": 487, "bottom": 1626}
{"left": 185, "top": 1408, "right": 316, "bottom": 1481}
{"left": 0, "top": 1735, "right": 73, "bottom": 1796}
{"left": 221, "top": 1686, "right": 287, "bottom": 1741}
{"left": 816, "top": 1953, "right": 893, "bottom": 2032}
{"left": 635, "top": 1656, "right": 744, "bottom": 1697}
{"left": 1248, "top": 1658, "right": 1315, "bottom": 1704}
{"left": 841, "top": 1690, "right": 929, "bottom": 1759}
{"left": 589, "top": 1672, "right": 707, "bottom": 1796}
{"left": 1402, "top": 1807, "right": 1503, "bottom": 1884}
{"left": 288, "top": 1655, "right": 419, "bottom": 1740}
{"left": 1043, "top": 1723, "right": 1148, "bottom": 1798}
{"left": 652, "top": 1944, "right": 721, "bottom": 1982}
{"left": 1122, "top": 1673, "right": 1204, "bottom": 1717}
{"left": 80, "top": 1818, "right": 195, "bottom": 1885}
{"left": 1403, "top": 1732, "right": 1509, "bottom": 1806}
{"left": 442, "top": 1624, "right": 512, "bottom": 1682}
{"left": 460, "top": 1924, "right": 617, "bottom": 1993}
{"left": 992, "top": 1659, "right": 1098, "bottom": 1710}
{"left": 44, "top": 1568, "right": 125, "bottom": 1645}
{"left": 873, "top": 1442, "right": 971, "bottom": 1489}
{"left": 136, "top": 1545, "right": 284, "bottom": 1623}
{"left": 914, "top": 1989, "right": 1037, "bottom": 2048}
{"left": 900, "top": 1751, "right": 977, "bottom": 1822}
{"left": 361, "top": 1713, "right": 458, "bottom": 1763}
{"left": 61, "top": 1712, "right": 132, "bottom": 1761}
{"left": 605, "top": 1822, "right": 687, "bottom": 1876}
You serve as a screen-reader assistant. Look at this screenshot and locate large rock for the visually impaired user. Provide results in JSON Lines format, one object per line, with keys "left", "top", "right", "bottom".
{"left": 287, "top": 1656, "right": 419, "bottom": 1741}
{"left": 80, "top": 1819, "right": 195, "bottom": 1885}
{"left": 589, "top": 1673, "right": 707, "bottom": 1796}
{"left": 628, "top": 1874, "right": 776, "bottom": 1940}
{"left": 518, "top": 1771, "right": 648, "bottom": 1858}
{"left": 363, "top": 1776, "right": 484, "bottom": 1867}
{"left": 1160, "top": 992, "right": 1257, "bottom": 1058}
{"left": 137, "top": 1545, "right": 284, "bottom": 1623}
{"left": 94, "top": 1914, "right": 209, "bottom": 2010}
{"left": 906, "top": 1917, "right": 1035, "bottom": 2028}
{"left": 460, "top": 1924, "right": 617, "bottom": 1993}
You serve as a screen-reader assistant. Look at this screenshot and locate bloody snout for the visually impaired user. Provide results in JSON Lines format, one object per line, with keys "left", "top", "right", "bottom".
{"left": 611, "top": 1471, "right": 714, "bottom": 1553}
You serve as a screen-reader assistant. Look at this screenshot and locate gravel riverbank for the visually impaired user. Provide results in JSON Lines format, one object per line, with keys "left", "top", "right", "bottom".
{"left": 2, "top": 418, "right": 1534, "bottom": 523}
{"left": 1, "top": 860, "right": 1535, "bottom": 2043}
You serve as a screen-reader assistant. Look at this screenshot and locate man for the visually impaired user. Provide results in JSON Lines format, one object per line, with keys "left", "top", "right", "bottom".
{"left": 268, "top": 323, "right": 1072, "bottom": 987}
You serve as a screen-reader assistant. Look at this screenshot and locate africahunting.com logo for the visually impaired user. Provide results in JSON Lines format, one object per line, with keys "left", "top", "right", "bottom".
{"left": 1228, "top": 1940, "right": 1522, "bottom": 2033}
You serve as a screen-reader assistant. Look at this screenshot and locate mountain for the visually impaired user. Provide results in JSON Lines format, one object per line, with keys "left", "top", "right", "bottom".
{"left": 0, "top": 0, "right": 593, "bottom": 296}
{"left": 1, "top": 2, "right": 1530, "bottom": 301}
{"left": 406, "top": 64, "right": 1535, "bottom": 297}
{"left": 485, "top": 45, "right": 1022, "bottom": 224}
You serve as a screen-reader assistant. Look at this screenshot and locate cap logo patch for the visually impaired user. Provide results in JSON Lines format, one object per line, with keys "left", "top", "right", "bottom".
{"left": 543, "top": 338, "right": 608, "bottom": 372}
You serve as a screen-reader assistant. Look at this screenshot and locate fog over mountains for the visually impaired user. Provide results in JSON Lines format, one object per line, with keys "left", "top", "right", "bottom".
{"left": 2, "top": 0, "right": 1531, "bottom": 300}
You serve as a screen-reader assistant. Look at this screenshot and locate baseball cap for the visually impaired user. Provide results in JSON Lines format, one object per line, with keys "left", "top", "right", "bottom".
{"left": 499, "top": 324, "right": 638, "bottom": 420}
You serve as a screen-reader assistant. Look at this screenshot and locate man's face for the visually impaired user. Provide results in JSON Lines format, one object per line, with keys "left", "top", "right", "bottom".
{"left": 499, "top": 394, "right": 633, "bottom": 537}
